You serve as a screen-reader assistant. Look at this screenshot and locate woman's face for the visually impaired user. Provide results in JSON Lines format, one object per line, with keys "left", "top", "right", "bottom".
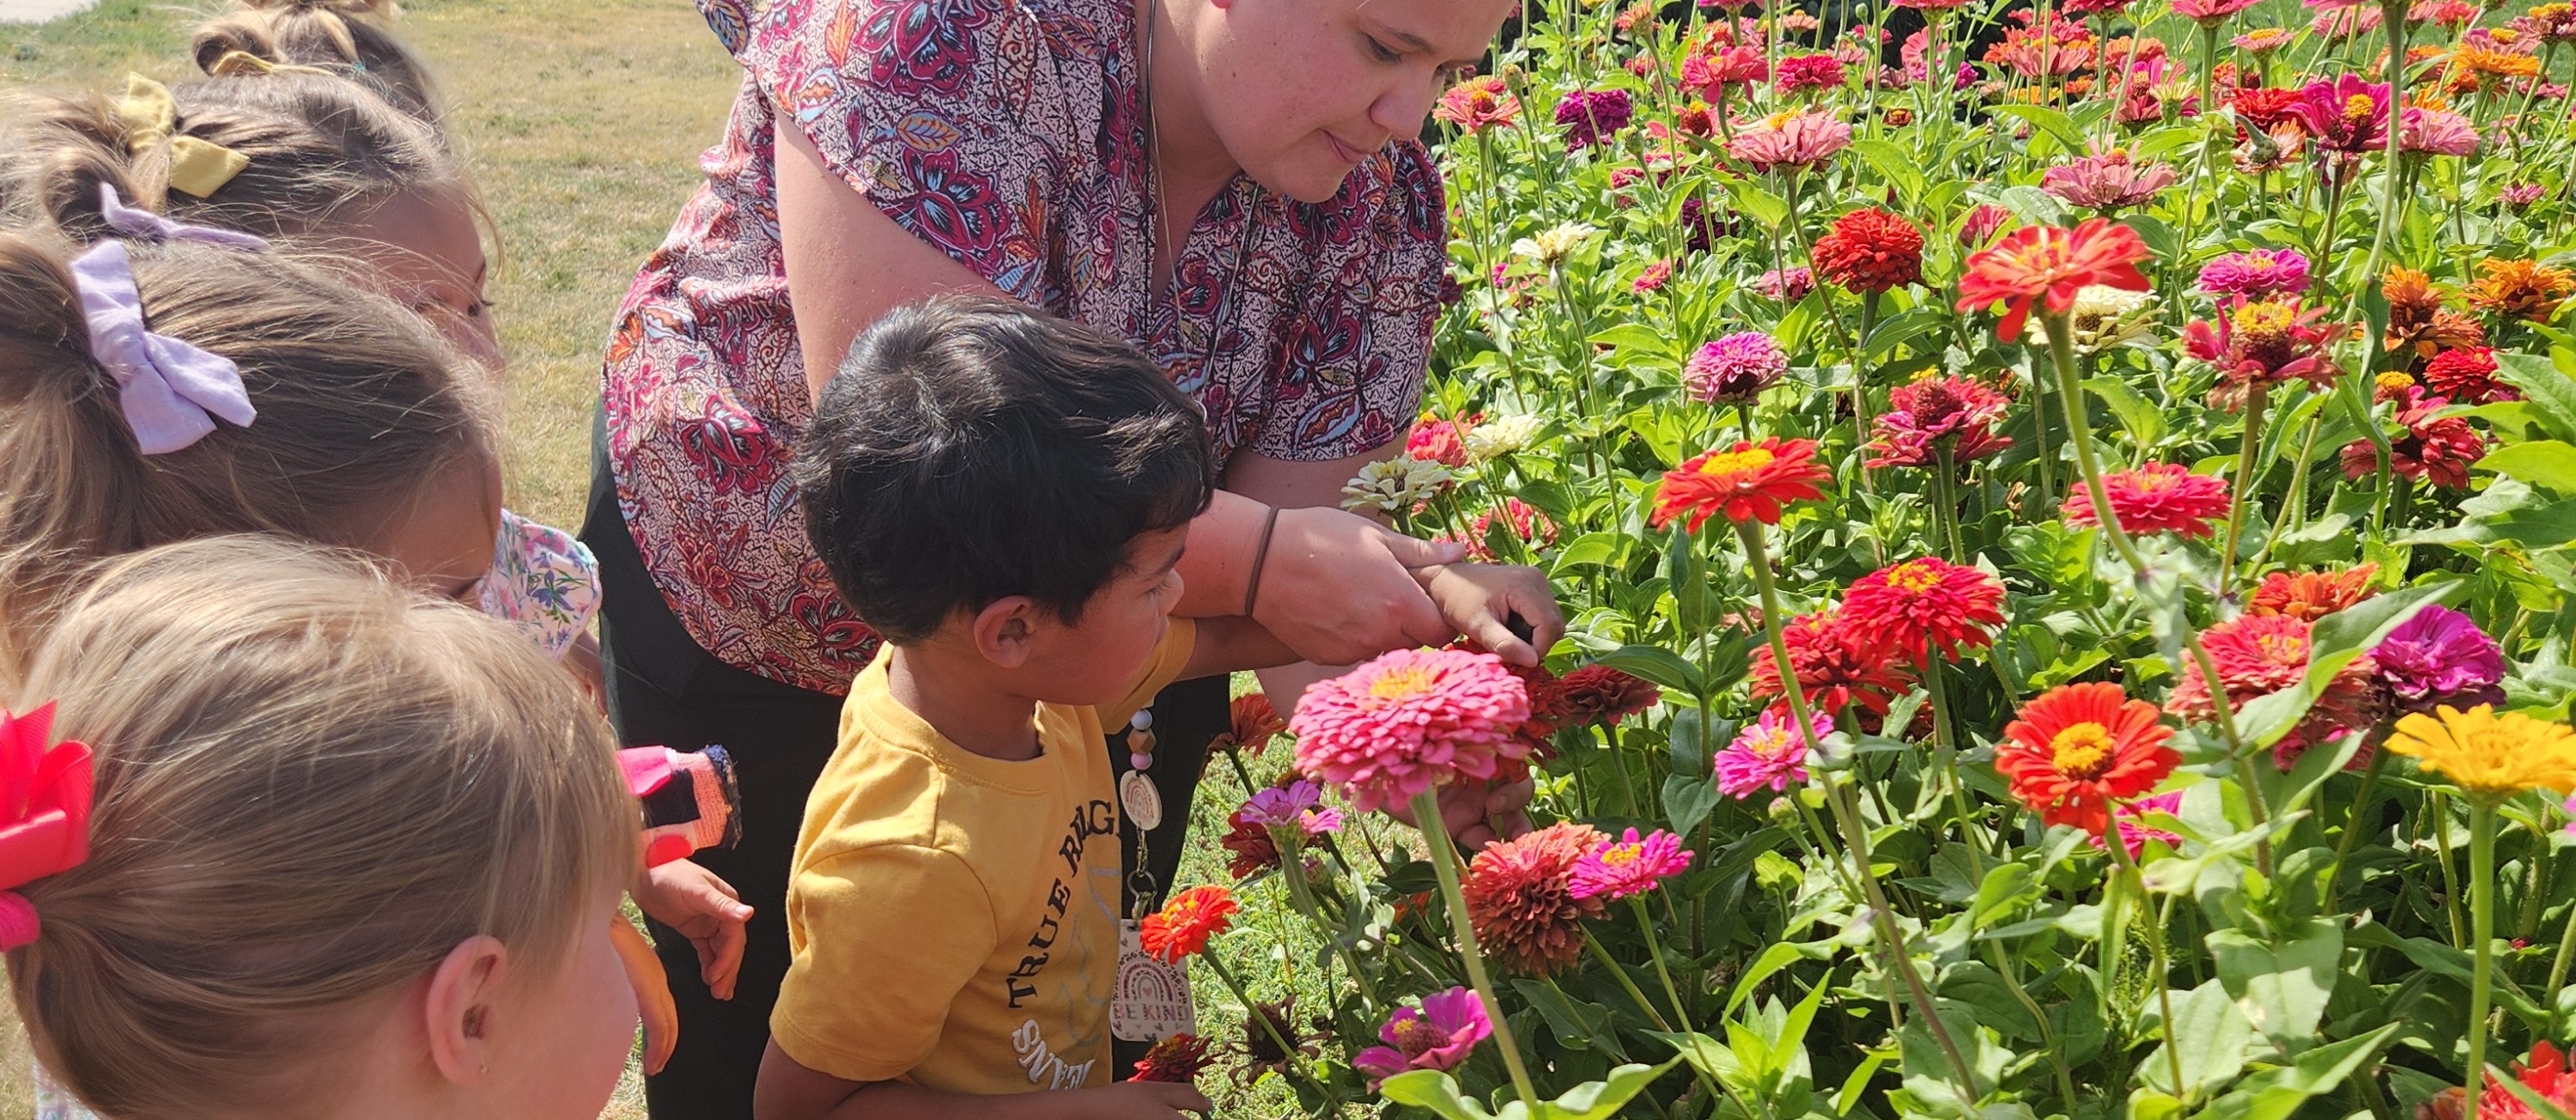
{"left": 1192, "top": 0, "right": 1514, "bottom": 204}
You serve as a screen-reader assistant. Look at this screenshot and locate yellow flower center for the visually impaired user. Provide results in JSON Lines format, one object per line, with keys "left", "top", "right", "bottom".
{"left": 1369, "top": 666, "right": 1438, "bottom": 700}
{"left": 2254, "top": 631, "right": 2307, "bottom": 664}
{"left": 2232, "top": 299, "right": 2298, "bottom": 344}
{"left": 1882, "top": 560, "right": 1944, "bottom": 593}
{"left": 2342, "top": 93, "right": 2378, "bottom": 123}
{"left": 1761, "top": 110, "right": 1798, "bottom": 130}
{"left": 1599, "top": 843, "right": 1644, "bottom": 867}
{"left": 1697, "top": 447, "right": 1777, "bottom": 478}
{"left": 2130, "top": 470, "right": 2180, "bottom": 492}
{"left": 2377, "top": 371, "right": 2419, "bottom": 394}
{"left": 2050, "top": 722, "right": 2117, "bottom": 778}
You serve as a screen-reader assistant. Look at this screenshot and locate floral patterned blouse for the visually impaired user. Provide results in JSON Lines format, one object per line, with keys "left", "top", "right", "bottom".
{"left": 601, "top": 0, "right": 1452, "bottom": 693}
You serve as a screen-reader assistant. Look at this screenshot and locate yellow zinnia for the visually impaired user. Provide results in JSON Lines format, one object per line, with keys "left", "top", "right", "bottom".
{"left": 2383, "top": 705, "right": 2576, "bottom": 800}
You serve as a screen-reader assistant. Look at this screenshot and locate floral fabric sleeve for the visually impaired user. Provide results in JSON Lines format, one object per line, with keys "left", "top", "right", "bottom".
{"left": 480, "top": 510, "right": 602, "bottom": 661}
{"left": 702, "top": 0, "right": 1070, "bottom": 301}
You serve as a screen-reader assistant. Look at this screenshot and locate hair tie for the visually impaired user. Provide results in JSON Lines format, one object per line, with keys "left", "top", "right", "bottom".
{"left": 206, "top": 49, "right": 337, "bottom": 79}
{"left": 617, "top": 746, "right": 741, "bottom": 869}
{"left": 73, "top": 186, "right": 262, "bottom": 454}
{"left": 112, "top": 74, "right": 250, "bottom": 198}
{"left": 0, "top": 704, "right": 97, "bottom": 953}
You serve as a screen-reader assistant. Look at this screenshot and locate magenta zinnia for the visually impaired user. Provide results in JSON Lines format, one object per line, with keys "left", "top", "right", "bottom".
{"left": 2063, "top": 462, "right": 2231, "bottom": 538}
{"left": 2370, "top": 604, "right": 2507, "bottom": 715}
{"left": 1290, "top": 648, "right": 1534, "bottom": 814}
{"left": 1683, "top": 332, "right": 1789, "bottom": 404}
{"left": 1715, "top": 708, "right": 1831, "bottom": 796}
{"left": 1568, "top": 827, "right": 1694, "bottom": 900}
{"left": 1554, "top": 88, "right": 1633, "bottom": 150}
{"left": 1841, "top": 557, "right": 2008, "bottom": 663}
{"left": 2196, "top": 247, "right": 2312, "bottom": 300}
{"left": 2281, "top": 74, "right": 2391, "bottom": 153}
{"left": 1352, "top": 989, "right": 1492, "bottom": 1088}
{"left": 1866, "top": 374, "right": 2014, "bottom": 468}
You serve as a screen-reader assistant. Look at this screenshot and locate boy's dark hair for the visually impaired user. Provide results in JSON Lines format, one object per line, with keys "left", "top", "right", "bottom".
{"left": 796, "top": 295, "right": 1215, "bottom": 644}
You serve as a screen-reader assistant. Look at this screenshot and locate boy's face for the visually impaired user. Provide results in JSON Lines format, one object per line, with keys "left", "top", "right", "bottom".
{"left": 1022, "top": 527, "right": 1188, "bottom": 706}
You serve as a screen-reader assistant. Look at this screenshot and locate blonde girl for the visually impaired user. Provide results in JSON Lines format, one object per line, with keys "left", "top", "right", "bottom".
{"left": 3, "top": 534, "right": 640, "bottom": 1120}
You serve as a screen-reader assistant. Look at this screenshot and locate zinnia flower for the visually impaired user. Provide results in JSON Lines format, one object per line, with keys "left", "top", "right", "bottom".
{"left": 1727, "top": 109, "right": 1854, "bottom": 173}
{"left": 1714, "top": 708, "right": 1831, "bottom": 796}
{"left": 1407, "top": 412, "right": 1475, "bottom": 467}
{"left": 2399, "top": 106, "right": 2481, "bottom": 155}
{"left": 2185, "top": 297, "right": 2346, "bottom": 405}
{"left": 1756, "top": 265, "right": 1816, "bottom": 301}
{"left": 2421, "top": 1042, "right": 2576, "bottom": 1120}
{"left": 1352, "top": 989, "right": 1492, "bottom": 1087}
{"left": 1221, "top": 691, "right": 1286, "bottom": 754}
{"left": 1237, "top": 779, "right": 1346, "bottom": 838}
{"left": 1131, "top": 1033, "right": 1215, "bottom": 1082}
{"left": 2063, "top": 462, "right": 2231, "bottom": 538}
{"left": 1774, "top": 52, "right": 1849, "bottom": 94}
{"left": 2340, "top": 387, "right": 2485, "bottom": 488}
{"left": 1813, "top": 207, "right": 1925, "bottom": 294}
{"left": 2500, "top": 182, "right": 2549, "bottom": 211}
{"left": 1867, "top": 374, "right": 2014, "bottom": 468}
{"left": 1568, "top": 827, "right": 1694, "bottom": 900}
{"left": 1557, "top": 665, "right": 1661, "bottom": 726}
{"left": 1464, "top": 414, "right": 1544, "bottom": 460}
{"left": 1139, "top": 885, "right": 1239, "bottom": 963}
{"left": 1682, "top": 45, "right": 1771, "bottom": 94}
{"left": 2167, "top": 613, "right": 2386, "bottom": 768}
{"left": 1682, "top": 332, "right": 1789, "bottom": 404}
{"left": 2108, "top": 790, "right": 2184, "bottom": 858}
{"left": 2465, "top": 258, "right": 2575, "bottom": 321}
{"left": 1341, "top": 457, "right": 1454, "bottom": 514}
{"left": 1840, "top": 557, "right": 2008, "bottom": 663}
{"left": 2248, "top": 564, "right": 2379, "bottom": 620}
{"left": 1995, "top": 682, "right": 2179, "bottom": 834}
{"left": 2385, "top": 705, "right": 2576, "bottom": 800}
{"left": 1748, "top": 609, "right": 1917, "bottom": 722}
{"left": 1218, "top": 810, "right": 1282, "bottom": 879}
{"left": 2196, "top": 247, "right": 2312, "bottom": 299}
{"left": 2040, "top": 148, "right": 2179, "bottom": 212}
{"left": 1460, "top": 822, "right": 1608, "bottom": 976}
{"left": 2383, "top": 266, "right": 2487, "bottom": 359}
{"left": 2025, "top": 283, "right": 2161, "bottom": 354}
{"left": 1290, "top": 648, "right": 1534, "bottom": 814}
{"left": 1554, "top": 88, "right": 1633, "bottom": 150}
{"left": 2422, "top": 346, "right": 2518, "bottom": 405}
{"left": 1434, "top": 76, "right": 1520, "bottom": 134}
{"left": 1233, "top": 996, "right": 1322, "bottom": 1085}
{"left": 1957, "top": 218, "right": 2154, "bottom": 342}
{"left": 2371, "top": 605, "right": 2508, "bottom": 715}
{"left": 2281, "top": 74, "right": 2391, "bottom": 153}
{"left": 2172, "top": 0, "right": 2261, "bottom": 24}
{"left": 1650, "top": 437, "right": 1832, "bottom": 531}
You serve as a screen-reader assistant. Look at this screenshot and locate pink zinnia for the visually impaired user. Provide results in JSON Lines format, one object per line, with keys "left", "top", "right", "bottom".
{"left": 2197, "top": 247, "right": 2312, "bottom": 299}
{"left": 1568, "top": 828, "right": 1694, "bottom": 900}
{"left": 1756, "top": 265, "right": 1815, "bottom": 301}
{"left": 1683, "top": 45, "right": 1770, "bottom": 94}
{"left": 2282, "top": 74, "right": 2391, "bottom": 153}
{"left": 2063, "top": 462, "right": 2232, "bottom": 538}
{"left": 2172, "top": 0, "right": 2259, "bottom": 24}
{"left": 1290, "top": 648, "right": 1533, "bottom": 814}
{"left": 1352, "top": 988, "right": 1492, "bottom": 1088}
{"left": 2105, "top": 791, "right": 2184, "bottom": 858}
{"left": 2501, "top": 183, "right": 2549, "bottom": 211}
{"left": 1727, "top": 110, "right": 1853, "bottom": 173}
{"left": 2040, "top": 149, "right": 2178, "bottom": 212}
{"left": 1406, "top": 412, "right": 1475, "bottom": 467}
{"left": 2399, "top": 107, "right": 2480, "bottom": 155}
{"left": 1237, "top": 779, "right": 1346, "bottom": 838}
{"left": 1774, "top": 52, "right": 1848, "bottom": 94}
{"left": 1554, "top": 88, "right": 1634, "bottom": 151}
{"left": 2371, "top": 604, "right": 2506, "bottom": 715}
{"left": 1683, "top": 332, "right": 1789, "bottom": 404}
{"left": 1867, "top": 374, "right": 2014, "bottom": 468}
{"left": 1715, "top": 708, "right": 1829, "bottom": 797}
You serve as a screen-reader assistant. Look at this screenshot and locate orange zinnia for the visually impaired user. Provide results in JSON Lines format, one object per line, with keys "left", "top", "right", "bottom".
{"left": 1139, "top": 885, "right": 1239, "bottom": 963}
{"left": 1956, "top": 218, "right": 2154, "bottom": 342}
{"left": 1649, "top": 437, "right": 1831, "bottom": 531}
{"left": 2246, "top": 563, "right": 2379, "bottom": 620}
{"left": 1994, "top": 682, "right": 2178, "bottom": 835}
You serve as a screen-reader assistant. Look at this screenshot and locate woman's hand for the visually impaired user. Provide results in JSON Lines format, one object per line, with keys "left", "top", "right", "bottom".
{"left": 609, "top": 917, "right": 680, "bottom": 1074}
{"left": 1412, "top": 563, "right": 1566, "bottom": 668}
{"left": 1251, "top": 505, "right": 1467, "bottom": 665}
{"left": 632, "top": 858, "right": 753, "bottom": 1000}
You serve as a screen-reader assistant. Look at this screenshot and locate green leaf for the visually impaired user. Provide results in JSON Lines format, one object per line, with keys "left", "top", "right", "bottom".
{"left": 1513, "top": 978, "right": 1625, "bottom": 1059}
{"left": 2086, "top": 376, "right": 2166, "bottom": 450}
{"left": 2480, "top": 440, "right": 2576, "bottom": 494}
{"left": 1594, "top": 645, "right": 1704, "bottom": 699}
{"left": 2140, "top": 980, "right": 2255, "bottom": 1099}
{"left": 2185, "top": 1023, "right": 2400, "bottom": 1120}
{"left": 2207, "top": 918, "right": 2342, "bottom": 1051}
{"left": 1849, "top": 138, "right": 1927, "bottom": 207}
{"left": 1377, "top": 1069, "right": 1496, "bottom": 1120}
{"left": 1668, "top": 527, "right": 1716, "bottom": 637}
{"left": 1724, "top": 940, "right": 1829, "bottom": 1018}
{"left": 2498, "top": 352, "right": 2576, "bottom": 446}
{"left": 1998, "top": 184, "right": 2071, "bottom": 228}
{"left": 1992, "top": 103, "right": 2088, "bottom": 155}
{"left": 1522, "top": 1062, "right": 1681, "bottom": 1120}
{"left": 1728, "top": 178, "right": 1791, "bottom": 231}
{"left": 1663, "top": 773, "right": 1722, "bottom": 837}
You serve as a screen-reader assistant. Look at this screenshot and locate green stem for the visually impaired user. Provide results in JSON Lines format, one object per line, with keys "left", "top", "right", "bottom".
{"left": 2324, "top": 747, "right": 2391, "bottom": 911}
{"left": 1278, "top": 836, "right": 1377, "bottom": 1011}
{"left": 2218, "top": 380, "right": 2270, "bottom": 597}
{"left": 1986, "top": 938, "right": 2080, "bottom": 1106}
{"left": 1631, "top": 894, "right": 1696, "bottom": 1035}
{"left": 2467, "top": 801, "right": 2498, "bottom": 1120}
{"left": 2547, "top": 888, "right": 2576, "bottom": 1039}
{"left": 1200, "top": 951, "right": 1339, "bottom": 1106}
{"left": 2108, "top": 831, "right": 2185, "bottom": 1104}
{"left": 2437, "top": 793, "right": 2468, "bottom": 947}
{"left": 1412, "top": 789, "right": 1541, "bottom": 1108}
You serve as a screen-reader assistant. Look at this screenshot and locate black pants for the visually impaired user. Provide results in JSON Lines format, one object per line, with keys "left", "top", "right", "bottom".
{"left": 582, "top": 411, "right": 1221, "bottom": 1118}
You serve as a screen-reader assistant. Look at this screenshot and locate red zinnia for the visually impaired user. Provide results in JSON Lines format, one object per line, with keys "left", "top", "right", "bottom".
{"left": 1556, "top": 665, "right": 1662, "bottom": 726}
{"left": 1139, "top": 885, "right": 1239, "bottom": 963}
{"left": 1460, "top": 821, "right": 1608, "bottom": 977}
{"left": 1747, "top": 608, "right": 1917, "bottom": 722}
{"left": 1956, "top": 218, "right": 2154, "bottom": 342}
{"left": 1995, "top": 682, "right": 2178, "bottom": 834}
{"left": 1814, "top": 207, "right": 1925, "bottom": 294}
{"left": 2422, "top": 1042, "right": 2576, "bottom": 1120}
{"left": 1218, "top": 811, "right": 1280, "bottom": 880}
{"left": 1130, "top": 1033, "right": 1215, "bottom": 1083}
{"left": 2421, "top": 346, "right": 2516, "bottom": 405}
{"left": 2063, "top": 462, "right": 2232, "bottom": 538}
{"left": 1223, "top": 691, "right": 1287, "bottom": 755}
{"left": 2341, "top": 387, "right": 2487, "bottom": 489}
{"left": 2166, "top": 613, "right": 2386, "bottom": 768}
{"left": 1649, "top": 438, "right": 1831, "bottom": 531}
{"left": 1840, "top": 557, "right": 2008, "bottom": 663}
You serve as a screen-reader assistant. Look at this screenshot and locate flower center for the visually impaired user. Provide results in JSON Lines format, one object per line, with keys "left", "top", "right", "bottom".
{"left": 1599, "top": 843, "right": 1644, "bottom": 867}
{"left": 2253, "top": 631, "right": 2308, "bottom": 664}
{"left": 1697, "top": 447, "right": 1777, "bottom": 477}
{"left": 1368, "top": 665, "right": 1439, "bottom": 700}
{"left": 2342, "top": 93, "right": 2377, "bottom": 124}
{"left": 2377, "top": 371, "right": 2419, "bottom": 394}
{"left": 1882, "top": 560, "right": 1944, "bottom": 593}
{"left": 2129, "top": 470, "right": 2180, "bottom": 492}
{"left": 2232, "top": 300, "right": 2297, "bottom": 344}
{"left": 1391, "top": 1016, "right": 1452, "bottom": 1059}
{"left": 2049, "top": 721, "right": 2117, "bottom": 778}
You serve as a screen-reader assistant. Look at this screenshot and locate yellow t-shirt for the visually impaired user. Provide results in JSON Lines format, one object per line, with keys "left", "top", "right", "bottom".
{"left": 772, "top": 620, "right": 1195, "bottom": 1093}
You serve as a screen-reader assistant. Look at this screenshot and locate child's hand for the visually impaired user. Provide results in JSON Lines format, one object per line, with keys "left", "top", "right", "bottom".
{"left": 1066, "top": 1081, "right": 1212, "bottom": 1119}
{"left": 608, "top": 916, "right": 680, "bottom": 1074}
{"left": 632, "top": 858, "right": 753, "bottom": 1000}
{"left": 1412, "top": 563, "right": 1565, "bottom": 667}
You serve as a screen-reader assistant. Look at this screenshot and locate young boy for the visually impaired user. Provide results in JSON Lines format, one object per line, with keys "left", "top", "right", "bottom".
{"left": 755, "top": 297, "right": 1294, "bottom": 1120}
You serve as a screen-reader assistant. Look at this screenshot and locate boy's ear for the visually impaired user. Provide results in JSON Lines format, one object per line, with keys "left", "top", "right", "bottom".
{"left": 972, "top": 596, "right": 1042, "bottom": 668}
{"left": 422, "top": 934, "right": 510, "bottom": 1087}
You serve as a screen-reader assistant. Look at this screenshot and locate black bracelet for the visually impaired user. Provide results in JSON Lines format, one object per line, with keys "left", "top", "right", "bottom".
{"left": 1242, "top": 506, "right": 1281, "bottom": 618}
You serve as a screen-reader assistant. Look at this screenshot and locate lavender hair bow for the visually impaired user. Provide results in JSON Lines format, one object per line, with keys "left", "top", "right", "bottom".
{"left": 70, "top": 184, "right": 265, "bottom": 454}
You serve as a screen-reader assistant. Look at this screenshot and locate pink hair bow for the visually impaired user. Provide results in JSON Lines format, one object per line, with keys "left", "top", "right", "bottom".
{"left": 0, "top": 704, "right": 96, "bottom": 953}
{"left": 72, "top": 184, "right": 263, "bottom": 454}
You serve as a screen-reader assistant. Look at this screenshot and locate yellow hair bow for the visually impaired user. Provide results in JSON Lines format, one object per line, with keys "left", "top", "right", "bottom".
{"left": 205, "top": 50, "right": 337, "bottom": 79}
{"left": 113, "top": 74, "right": 250, "bottom": 199}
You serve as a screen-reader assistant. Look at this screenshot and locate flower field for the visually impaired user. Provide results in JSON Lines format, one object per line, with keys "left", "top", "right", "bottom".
{"left": 1146, "top": 0, "right": 2576, "bottom": 1115}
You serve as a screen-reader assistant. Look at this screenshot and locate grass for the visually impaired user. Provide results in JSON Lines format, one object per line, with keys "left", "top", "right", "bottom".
{"left": 0, "top": 3, "right": 1344, "bottom": 1117}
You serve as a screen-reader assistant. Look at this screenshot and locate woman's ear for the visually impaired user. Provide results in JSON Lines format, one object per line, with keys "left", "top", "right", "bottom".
{"left": 422, "top": 935, "right": 511, "bottom": 1086}
{"left": 972, "top": 596, "right": 1042, "bottom": 669}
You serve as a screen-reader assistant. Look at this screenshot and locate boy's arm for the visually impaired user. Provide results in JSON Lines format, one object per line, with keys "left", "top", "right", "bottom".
{"left": 1179, "top": 615, "right": 1299, "bottom": 681}
{"left": 754, "top": 1043, "right": 1212, "bottom": 1120}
